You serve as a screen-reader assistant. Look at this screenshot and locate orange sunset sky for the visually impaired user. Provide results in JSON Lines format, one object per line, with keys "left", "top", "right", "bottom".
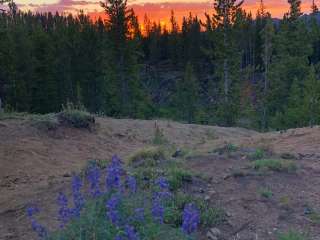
{"left": 14, "top": 0, "right": 319, "bottom": 24}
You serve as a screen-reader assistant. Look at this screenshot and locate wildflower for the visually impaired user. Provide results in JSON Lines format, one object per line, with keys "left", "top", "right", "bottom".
{"left": 71, "top": 175, "right": 84, "bottom": 217}
{"left": 182, "top": 203, "right": 200, "bottom": 235}
{"left": 127, "top": 176, "right": 137, "bottom": 193}
{"left": 31, "top": 219, "right": 48, "bottom": 239}
{"left": 124, "top": 225, "right": 139, "bottom": 240}
{"left": 106, "top": 194, "right": 121, "bottom": 226}
{"left": 57, "top": 192, "right": 71, "bottom": 228}
{"left": 106, "top": 155, "right": 123, "bottom": 190}
{"left": 26, "top": 206, "right": 39, "bottom": 218}
{"left": 26, "top": 206, "right": 47, "bottom": 239}
{"left": 155, "top": 177, "right": 169, "bottom": 190}
{"left": 134, "top": 208, "right": 144, "bottom": 222}
{"left": 151, "top": 199, "right": 165, "bottom": 223}
{"left": 114, "top": 235, "right": 123, "bottom": 240}
{"left": 87, "top": 165, "right": 101, "bottom": 197}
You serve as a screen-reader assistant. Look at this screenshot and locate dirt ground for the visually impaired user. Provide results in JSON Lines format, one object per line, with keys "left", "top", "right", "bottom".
{"left": 0, "top": 116, "right": 319, "bottom": 240}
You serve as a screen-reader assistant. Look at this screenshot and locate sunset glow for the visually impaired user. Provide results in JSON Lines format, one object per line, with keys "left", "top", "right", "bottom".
{"left": 14, "top": 0, "right": 319, "bottom": 24}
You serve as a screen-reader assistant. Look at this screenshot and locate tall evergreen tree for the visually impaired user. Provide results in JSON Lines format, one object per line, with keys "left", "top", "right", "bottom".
{"left": 311, "top": 0, "right": 319, "bottom": 14}
{"left": 175, "top": 62, "right": 199, "bottom": 123}
{"left": 303, "top": 65, "right": 320, "bottom": 126}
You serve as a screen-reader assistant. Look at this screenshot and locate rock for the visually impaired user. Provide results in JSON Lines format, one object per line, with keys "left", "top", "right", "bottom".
{"left": 205, "top": 195, "right": 210, "bottom": 201}
{"left": 208, "top": 190, "right": 216, "bottom": 195}
{"left": 172, "top": 148, "right": 182, "bottom": 158}
{"left": 207, "top": 228, "right": 222, "bottom": 240}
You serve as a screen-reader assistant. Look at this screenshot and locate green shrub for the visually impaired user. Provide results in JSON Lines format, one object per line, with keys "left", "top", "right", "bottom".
{"left": 258, "top": 188, "right": 273, "bottom": 199}
{"left": 277, "top": 231, "right": 307, "bottom": 240}
{"left": 128, "top": 147, "right": 166, "bottom": 168}
{"left": 213, "top": 143, "right": 238, "bottom": 155}
{"left": 249, "top": 148, "right": 265, "bottom": 160}
{"left": 252, "top": 159, "right": 297, "bottom": 172}
{"left": 57, "top": 102, "right": 95, "bottom": 129}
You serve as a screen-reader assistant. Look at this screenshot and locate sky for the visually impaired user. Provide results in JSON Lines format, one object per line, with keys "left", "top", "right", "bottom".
{"left": 13, "top": 0, "right": 318, "bottom": 24}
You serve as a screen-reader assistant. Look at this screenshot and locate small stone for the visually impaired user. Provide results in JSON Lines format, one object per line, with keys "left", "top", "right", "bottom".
{"left": 205, "top": 195, "right": 210, "bottom": 201}
{"left": 172, "top": 148, "right": 182, "bottom": 158}
{"left": 210, "top": 228, "right": 222, "bottom": 236}
{"left": 207, "top": 228, "right": 222, "bottom": 239}
{"left": 208, "top": 190, "right": 216, "bottom": 195}
{"left": 226, "top": 211, "right": 232, "bottom": 217}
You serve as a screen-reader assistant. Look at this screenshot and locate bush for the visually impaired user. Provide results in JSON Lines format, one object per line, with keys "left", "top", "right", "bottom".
{"left": 128, "top": 147, "right": 167, "bottom": 168}
{"left": 212, "top": 143, "right": 238, "bottom": 155}
{"left": 248, "top": 148, "right": 266, "bottom": 160}
{"left": 252, "top": 159, "right": 297, "bottom": 172}
{"left": 27, "top": 155, "right": 204, "bottom": 240}
{"left": 258, "top": 188, "right": 273, "bottom": 199}
{"left": 57, "top": 102, "right": 95, "bottom": 129}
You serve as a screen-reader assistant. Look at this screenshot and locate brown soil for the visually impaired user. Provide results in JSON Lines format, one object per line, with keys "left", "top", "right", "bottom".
{"left": 0, "top": 116, "right": 319, "bottom": 239}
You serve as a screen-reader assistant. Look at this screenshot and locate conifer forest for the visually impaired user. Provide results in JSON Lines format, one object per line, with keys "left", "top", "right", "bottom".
{"left": 1, "top": 0, "right": 320, "bottom": 131}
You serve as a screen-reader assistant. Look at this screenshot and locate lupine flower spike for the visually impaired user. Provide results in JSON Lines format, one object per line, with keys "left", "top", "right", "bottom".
{"left": 182, "top": 203, "right": 200, "bottom": 235}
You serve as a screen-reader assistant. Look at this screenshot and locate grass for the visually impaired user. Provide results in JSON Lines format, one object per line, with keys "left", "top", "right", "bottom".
{"left": 252, "top": 159, "right": 297, "bottom": 172}
{"left": 277, "top": 230, "right": 308, "bottom": 240}
{"left": 152, "top": 124, "right": 169, "bottom": 145}
{"left": 165, "top": 192, "right": 225, "bottom": 228}
{"left": 29, "top": 114, "right": 59, "bottom": 131}
{"left": 0, "top": 111, "right": 28, "bottom": 120}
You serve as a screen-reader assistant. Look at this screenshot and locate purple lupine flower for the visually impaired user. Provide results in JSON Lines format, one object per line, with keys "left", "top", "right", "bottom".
{"left": 106, "top": 155, "right": 123, "bottom": 190}
{"left": 124, "top": 225, "right": 139, "bottom": 240}
{"left": 127, "top": 176, "right": 137, "bottom": 193}
{"left": 155, "top": 177, "right": 169, "bottom": 190}
{"left": 26, "top": 206, "right": 39, "bottom": 218}
{"left": 57, "top": 192, "right": 71, "bottom": 228}
{"left": 71, "top": 175, "right": 84, "bottom": 217}
{"left": 151, "top": 199, "right": 165, "bottom": 223}
{"left": 115, "top": 235, "right": 123, "bottom": 240}
{"left": 31, "top": 219, "right": 48, "bottom": 239}
{"left": 26, "top": 206, "right": 48, "bottom": 239}
{"left": 87, "top": 165, "right": 101, "bottom": 197}
{"left": 134, "top": 208, "right": 144, "bottom": 222}
{"left": 106, "top": 194, "right": 121, "bottom": 226}
{"left": 182, "top": 203, "right": 200, "bottom": 235}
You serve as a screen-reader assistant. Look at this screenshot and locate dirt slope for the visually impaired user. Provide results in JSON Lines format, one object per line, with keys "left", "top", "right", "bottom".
{"left": 0, "top": 116, "right": 319, "bottom": 239}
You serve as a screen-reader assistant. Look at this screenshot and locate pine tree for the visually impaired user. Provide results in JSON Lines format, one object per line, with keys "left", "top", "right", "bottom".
{"left": 303, "top": 65, "right": 320, "bottom": 126}
{"left": 311, "top": 0, "right": 319, "bottom": 14}
{"left": 268, "top": 6, "right": 312, "bottom": 129}
{"left": 213, "top": 0, "right": 243, "bottom": 103}
{"left": 175, "top": 62, "right": 199, "bottom": 123}
{"left": 285, "top": 0, "right": 302, "bottom": 21}
{"left": 260, "top": 17, "right": 274, "bottom": 131}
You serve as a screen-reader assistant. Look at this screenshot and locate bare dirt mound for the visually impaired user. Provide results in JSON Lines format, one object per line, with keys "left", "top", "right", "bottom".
{"left": 0, "top": 116, "right": 255, "bottom": 239}
{"left": 0, "top": 116, "right": 319, "bottom": 239}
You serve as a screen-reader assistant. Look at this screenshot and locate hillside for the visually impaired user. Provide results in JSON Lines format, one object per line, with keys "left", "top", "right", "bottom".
{"left": 0, "top": 115, "right": 320, "bottom": 239}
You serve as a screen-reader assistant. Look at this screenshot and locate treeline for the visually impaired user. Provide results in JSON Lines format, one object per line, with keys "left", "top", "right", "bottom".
{"left": 1, "top": 0, "right": 320, "bottom": 130}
